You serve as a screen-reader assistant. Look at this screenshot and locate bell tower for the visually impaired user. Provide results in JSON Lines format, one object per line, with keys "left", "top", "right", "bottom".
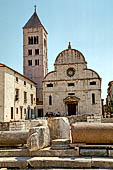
{"left": 23, "top": 6, "right": 48, "bottom": 103}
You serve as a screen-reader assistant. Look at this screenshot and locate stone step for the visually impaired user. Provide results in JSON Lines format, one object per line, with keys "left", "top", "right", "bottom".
{"left": 1, "top": 157, "right": 113, "bottom": 168}
{"left": 80, "top": 148, "right": 108, "bottom": 157}
{"left": 0, "top": 156, "right": 91, "bottom": 168}
{"left": 51, "top": 144, "right": 71, "bottom": 150}
{"left": 52, "top": 139, "right": 70, "bottom": 145}
{"left": 0, "top": 147, "right": 79, "bottom": 157}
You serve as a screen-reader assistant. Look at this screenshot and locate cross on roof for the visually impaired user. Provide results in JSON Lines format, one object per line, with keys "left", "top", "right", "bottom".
{"left": 34, "top": 5, "right": 36, "bottom": 13}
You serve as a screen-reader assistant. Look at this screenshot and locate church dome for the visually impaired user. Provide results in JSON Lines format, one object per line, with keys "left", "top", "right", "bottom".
{"left": 55, "top": 42, "right": 87, "bottom": 65}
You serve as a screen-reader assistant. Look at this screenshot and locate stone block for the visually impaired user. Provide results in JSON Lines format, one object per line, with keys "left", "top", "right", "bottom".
{"left": 52, "top": 139, "right": 70, "bottom": 145}
{"left": 0, "top": 157, "right": 28, "bottom": 168}
{"left": 80, "top": 149, "right": 108, "bottom": 157}
{"left": 108, "top": 149, "right": 113, "bottom": 157}
{"left": 71, "top": 123, "right": 113, "bottom": 144}
{"left": 0, "top": 131, "right": 28, "bottom": 146}
{"left": 0, "top": 148, "right": 78, "bottom": 157}
{"left": 48, "top": 117, "right": 71, "bottom": 143}
{"left": 27, "top": 126, "right": 50, "bottom": 151}
{"left": 30, "top": 119, "right": 48, "bottom": 127}
{"left": 28, "top": 157, "right": 91, "bottom": 168}
{"left": 92, "top": 157, "right": 113, "bottom": 168}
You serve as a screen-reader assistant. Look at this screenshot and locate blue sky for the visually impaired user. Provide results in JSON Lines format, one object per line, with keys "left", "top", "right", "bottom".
{"left": 0, "top": 0, "right": 113, "bottom": 101}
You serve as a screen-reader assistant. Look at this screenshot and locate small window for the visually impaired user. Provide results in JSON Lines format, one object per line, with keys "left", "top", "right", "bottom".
{"left": 34, "top": 36, "right": 39, "bottom": 44}
{"left": 28, "top": 60, "right": 32, "bottom": 66}
{"left": 15, "top": 89, "right": 19, "bottom": 101}
{"left": 68, "top": 93, "right": 75, "bottom": 96}
{"left": 28, "top": 49, "right": 32, "bottom": 55}
{"left": 36, "top": 98, "right": 39, "bottom": 104}
{"left": 44, "top": 39, "right": 47, "bottom": 47}
{"left": 11, "top": 107, "right": 13, "bottom": 119}
{"left": 24, "top": 108, "right": 26, "bottom": 115}
{"left": 92, "top": 93, "right": 95, "bottom": 104}
{"left": 49, "top": 95, "right": 52, "bottom": 105}
{"left": 24, "top": 81, "right": 26, "bottom": 86}
{"left": 35, "top": 49, "right": 39, "bottom": 55}
{"left": 24, "top": 92, "right": 27, "bottom": 103}
{"left": 90, "top": 81, "right": 96, "bottom": 85}
{"left": 16, "top": 77, "right": 18, "bottom": 82}
{"left": 47, "top": 84, "right": 53, "bottom": 87}
{"left": 31, "top": 84, "right": 32, "bottom": 88}
{"left": 31, "top": 94, "right": 33, "bottom": 105}
{"left": 16, "top": 108, "right": 18, "bottom": 114}
{"left": 35, "top": 59, "right": 39, "bottom": 65}
{"left": 68, "top": 83, "right": 75, "bottom": 86}
{"left": 28, "top": 37, "right": 33, "bottom": 44}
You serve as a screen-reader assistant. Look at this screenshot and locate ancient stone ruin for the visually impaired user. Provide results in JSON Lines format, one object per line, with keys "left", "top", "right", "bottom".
{"left": 0, "top": 115, "right": 113, "bottom": 169}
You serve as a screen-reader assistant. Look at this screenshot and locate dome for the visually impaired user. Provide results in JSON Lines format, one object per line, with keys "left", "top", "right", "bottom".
{"left": 55, "top": 42, "right": 87, "bottom": 65}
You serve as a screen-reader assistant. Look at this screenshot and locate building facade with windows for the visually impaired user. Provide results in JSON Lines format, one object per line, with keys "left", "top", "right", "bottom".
{"left": 0, "top": 64, "right": 36, "bottom": 122}
{"left": 43, "top": 43, "right": 102, "bottom": 116}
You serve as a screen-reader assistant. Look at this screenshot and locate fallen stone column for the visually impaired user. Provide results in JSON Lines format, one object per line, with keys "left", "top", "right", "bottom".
{"left": 48, "top": 117, "right": 71, "bottom": 143}
{"left": 0, "top": 131, "right": 28, "bottom": 146}
{"left": 27, "top": 126, "right": 50, "bottom": 151}
{"left": 71, "top": 123, "right": 113, "bottom": 144}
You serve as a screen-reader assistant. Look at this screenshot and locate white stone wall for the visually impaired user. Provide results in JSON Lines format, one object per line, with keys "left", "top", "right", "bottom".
{"left": 43, "top": 48, "right": 102, "bottom": 116}
{"left": 0, "top": 66, "right": 36, "bottom": 122}
{"left": 0, "top": 67, "right": 4, "bottom": 121}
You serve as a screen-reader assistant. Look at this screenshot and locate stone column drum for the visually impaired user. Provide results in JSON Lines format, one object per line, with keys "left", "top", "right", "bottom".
{"left": 71, "top": 123, "right": 113, "bottom": 144}
{"left": 0, "top": 131, "right": 28, "bottom": 146}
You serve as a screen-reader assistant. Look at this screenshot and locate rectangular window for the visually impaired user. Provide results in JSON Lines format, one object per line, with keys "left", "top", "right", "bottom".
{"left": 49, "top": 95, "right": 52, "bottom": 105}
{"left": 90, "top": 81, "right": 96, "bottom": 85}
{"left": 16, "top": 77, "right": 18, "bottom": 82}
{"left": 15, "top": 89, "right": 19, "bottom": 101}
{"left": 28, "top": 60, "right": 32, "bottom": 66}
{"left": 68, "top": 93, "right": 75, "bottom": 96}
{"left": 31, "top": 94, "right": 33, "bottom": 105}
{"left": 24, "top": 81, "right": 26, "bottom": 86}
{"left": 28, "top": 37, "right": 33, "bottom": 44}
{"left": 35, "top": 59, "right": 39, "bottom": 65}
{"left": 47, "top": 84, "right": 53, "bottom": 87}
{"left": 24, "top": 92, "right": 27, "bottom": 103}
{"left": 68, "top": 83, "right": 75, "bottom": 86}
{"left": 31, "top": 84, "right": 32, "bottom": 88}
{"left": 35, "top": 49, "right": 39, "bottom": 55}
{"left": 36, "top": 98, "right": 39, "bottom": 104}
{"left": 24, "top": 108, "right": 26, "bottom": 115}
{"left": 16, "top": 108, "right": 18, "bottom": 114}
{"left": 92, "top": 93, "right": 95, "bottom": 104}
{"left": 34, "top": 36, "right": 39, "bottom": 44}
{"left": 28, "top": 49, "right": 32, "bottom": 55}
{"left": 11, "top": 107, "right": 13, "bottom": 119}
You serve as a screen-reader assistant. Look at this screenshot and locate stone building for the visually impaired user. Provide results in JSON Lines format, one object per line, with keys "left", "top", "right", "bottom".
{"left": 0, "top": 64, "right": 36, "bottom": 122}
{"left": 43, "top": 43, "right": 102, "bottom": 116}
{"left": 104, "top": 81, "right": 113, "bottom": 117}
{"left": 23, "top": 7, "right": 48, "bottom": 105}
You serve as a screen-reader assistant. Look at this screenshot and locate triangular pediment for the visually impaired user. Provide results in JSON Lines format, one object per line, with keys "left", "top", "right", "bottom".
{"left": 63, "top": 96, "right": 80, "bottom": 104}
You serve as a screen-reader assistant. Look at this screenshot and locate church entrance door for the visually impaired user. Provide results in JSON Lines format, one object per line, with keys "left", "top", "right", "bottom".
{"left": 68, "top": 104, "right": 77, "bottom": 116}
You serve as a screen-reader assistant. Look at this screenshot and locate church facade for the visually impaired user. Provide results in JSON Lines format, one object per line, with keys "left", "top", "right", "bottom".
{"left": 43, "top": 43, "right": 102, "bottom": 116}
{"left": 23, "top": 8, "right": 102, "bottom": 117}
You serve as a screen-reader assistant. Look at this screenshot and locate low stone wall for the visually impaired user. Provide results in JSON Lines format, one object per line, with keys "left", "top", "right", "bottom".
{"left": 0, "top": 122, "right": 9, "bottom": 131}
{"left": 0, "top": 114, "right": 102, "bottom": 131}
{"left": 0, "top": 119, "right": 48, "bottom": 131}
{"left": 101, "top": 118, "right": 113, "bottom": 123}
{"left": 67, "top": 113, "right": 101, "bottom": 125}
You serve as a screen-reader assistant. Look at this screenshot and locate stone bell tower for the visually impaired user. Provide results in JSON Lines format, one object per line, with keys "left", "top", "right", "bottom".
{"left": 23, "top": 6, "right": 48, "bottom": 103}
